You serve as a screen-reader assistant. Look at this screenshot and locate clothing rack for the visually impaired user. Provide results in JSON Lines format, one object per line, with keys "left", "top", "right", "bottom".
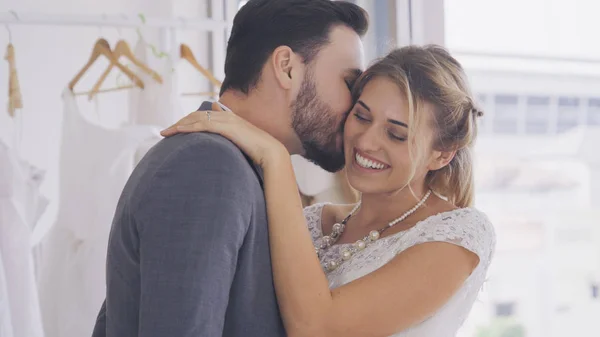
{"left": 0, "top": 12, "right": 228, "bottom": 30}
{"left": 1, "top": 4, "right": 237, "bottom": 83}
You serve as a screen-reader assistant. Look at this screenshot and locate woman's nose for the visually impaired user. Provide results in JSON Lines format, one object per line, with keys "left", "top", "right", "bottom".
{"left": 354, "top": 126, "right": 382, "bottom": 153}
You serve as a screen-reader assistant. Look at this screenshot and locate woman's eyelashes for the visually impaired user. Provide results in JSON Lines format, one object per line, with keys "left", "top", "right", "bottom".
{"left": 353, "top": 111, "right": 370, "bottom": 123}
{"left": 387, "top": 131, "right": 406, "bottom": 142}
{"left": 353, "top": 109, "right": 406, "bottom": 142}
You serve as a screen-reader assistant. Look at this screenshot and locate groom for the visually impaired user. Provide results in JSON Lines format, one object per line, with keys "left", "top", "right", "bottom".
{"left": 92, "top": 0, "right": 367, "bottom": 336}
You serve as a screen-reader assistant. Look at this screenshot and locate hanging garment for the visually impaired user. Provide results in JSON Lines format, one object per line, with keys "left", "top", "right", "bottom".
{"left": 37, "top": 89, "right": 161, "bottom": 337}
{"left": 0, "top": 139, "right": 48, "bottom": 337}
{"left": 129, "top": 38, "right": 183, "bottom": 127}
{"left": 0, "top": 247, "right": 14, "bottom": 337}
{"left": 128, "top": 38, "right": 183, "bottom": 162}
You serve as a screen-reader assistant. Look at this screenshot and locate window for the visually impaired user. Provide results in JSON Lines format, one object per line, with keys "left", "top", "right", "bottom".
{"left": 495, "top": 302, "right": 516, "bottom": 317}
{"left": 443, "top": 1, "right": 600, "bottom": 336}
{"left": 557, "top": 96, "right": 580, "bottom": 133}
{"left": 476, "top": 93, "right": 598, "bottom": 135}
{"left": 525, "top": 96, "right": 550, "bottom": 134}
{"left": 588, "top": 98, "right": 600, "bottom": 126}
{"left": 493, "top": 95, "right": 519, "bottom": 134}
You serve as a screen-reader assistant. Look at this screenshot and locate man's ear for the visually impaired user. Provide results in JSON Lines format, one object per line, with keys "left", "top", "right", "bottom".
{"left": 271, "top": 46, "right": 301, "bottom": 90}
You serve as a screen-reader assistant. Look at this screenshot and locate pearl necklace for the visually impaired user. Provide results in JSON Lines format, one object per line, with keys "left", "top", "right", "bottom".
{"left": 316, "top": 190, "right": 432, "bottom": 272}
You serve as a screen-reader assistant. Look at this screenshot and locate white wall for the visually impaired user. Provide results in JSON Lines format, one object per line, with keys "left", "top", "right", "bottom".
{"left": 0, "top": 0, "right": 218, "bottom": 242}
{"left": 445, "top": 0, "right": 600, "bottom": 59}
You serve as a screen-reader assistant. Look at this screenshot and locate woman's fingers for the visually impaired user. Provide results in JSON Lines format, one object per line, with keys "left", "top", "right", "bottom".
{"left": 175, "top": 122, "right": 209, "bottom": 133}
{"left": 160, "top": 111, "right": 205, "bottom": 134}
{"left": 160, "top": 110, "right": 229, "bottom": 136}
{"left": 175, "top": 118, "right": 234, "bottom": 141}
{"left": 158, "top": 106, "right": 282, "bottom": 167}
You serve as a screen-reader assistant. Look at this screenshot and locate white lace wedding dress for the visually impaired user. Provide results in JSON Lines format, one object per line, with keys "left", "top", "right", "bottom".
{"left": 304, "top": 203, "right": 496, "bottom": 337}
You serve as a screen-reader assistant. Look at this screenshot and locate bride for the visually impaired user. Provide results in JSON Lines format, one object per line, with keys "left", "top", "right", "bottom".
{"left": 161, "top": 45, "right": 496, "bottom": 337}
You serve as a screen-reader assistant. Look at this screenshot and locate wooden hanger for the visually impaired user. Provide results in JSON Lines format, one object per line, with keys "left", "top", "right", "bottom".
{"left": 83, "top": 39, "right": 151, "bottom": 100}
{"left": 5, "top": 43, "right": 23, "bottom": 117}
{"left": 180, "top": 43, "right": 222, "bottom": 88}
{"left": 91, "top": 39, "right": 163, "bottom": 100}
{"left": 69, "top": 38, "right": 144, "bottom": 99}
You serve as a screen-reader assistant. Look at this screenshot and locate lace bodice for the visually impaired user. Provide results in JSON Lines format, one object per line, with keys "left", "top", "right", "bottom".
{"left": 303, "top": 203, "right": 496, "bottom": 337}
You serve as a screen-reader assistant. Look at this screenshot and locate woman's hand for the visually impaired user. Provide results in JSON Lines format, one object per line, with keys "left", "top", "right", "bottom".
{"left": 160, "top": 108, "right": 289, "bottom": 168}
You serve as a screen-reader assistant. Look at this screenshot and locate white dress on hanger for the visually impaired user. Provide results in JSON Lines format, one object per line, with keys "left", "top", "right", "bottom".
{"left": 304, "top": 204, "right": 496, "bottom": 337}
{"left": 128, "top": 39, "right": 183, "bottom": 162}
{"left": 0, "top": 140, "right": 47, "bottom": 337}
{"left": 37, "top": 89, "right": 161, "bottom": 337}
{"left": 128, "top": 38, "right": 182, "bottom": 128}
{"left": 0, "top": 255, "right": 13, "bottom": 337}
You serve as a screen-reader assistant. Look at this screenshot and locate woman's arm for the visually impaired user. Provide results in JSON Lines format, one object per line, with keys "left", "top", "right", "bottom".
{"left": 261, "top": 155, "right": 480, "bottom": 337}
{"left": 261, "top": 153, "right": 333, "bottom": 334}
{"left": 162, "top": 109, "right": 482, "bottom": 337}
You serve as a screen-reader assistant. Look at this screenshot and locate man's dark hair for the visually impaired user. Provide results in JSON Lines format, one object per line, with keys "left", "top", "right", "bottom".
{"left": 220, "top": 0, "right": 368, "bottom": 96}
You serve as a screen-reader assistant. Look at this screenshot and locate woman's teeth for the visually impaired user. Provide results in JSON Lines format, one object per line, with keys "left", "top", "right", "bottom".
{"left": 355, "top": 153, "right": 386, "bottom": 170}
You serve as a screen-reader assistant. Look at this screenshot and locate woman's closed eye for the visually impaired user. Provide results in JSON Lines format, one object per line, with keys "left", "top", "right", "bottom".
{"left": 353, "top": 112, "right": 370, "bottom": 123}
{"left": 353, "top": 113, "right": 405, "bottom": 141}
{"left": 387, "top": 131, "right": 406, "bottom": 142}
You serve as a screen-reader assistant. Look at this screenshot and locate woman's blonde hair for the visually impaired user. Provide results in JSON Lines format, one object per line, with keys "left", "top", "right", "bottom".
{"left": 351, "top": 45, "right": 483, "bottom": 208}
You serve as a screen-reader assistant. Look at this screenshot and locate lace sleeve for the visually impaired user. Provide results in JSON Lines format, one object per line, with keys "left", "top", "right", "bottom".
{"left": 404, "top": 208, "right": 496, "bottom": 268}
{"left": 303, "top": 203, "right": 329, "bottom": 242}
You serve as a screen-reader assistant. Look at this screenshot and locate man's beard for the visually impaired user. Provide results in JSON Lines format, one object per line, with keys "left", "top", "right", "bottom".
{"left": 291, "top": 72, "right": 346, "bottom": 173}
